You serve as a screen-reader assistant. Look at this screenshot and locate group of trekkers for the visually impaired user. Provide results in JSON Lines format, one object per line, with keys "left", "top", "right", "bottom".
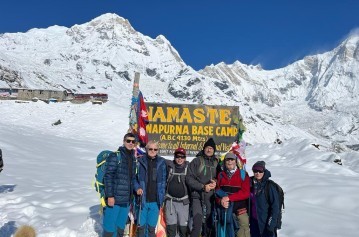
{"left": 102, "top": 132, "right": 280, "bottom": 237}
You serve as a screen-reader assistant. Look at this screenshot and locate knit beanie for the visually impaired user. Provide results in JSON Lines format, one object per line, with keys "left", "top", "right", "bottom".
{"left": 252, "top": 160, "right": 266, "bottom": 172}
{"left": 174, "top": 147, "right": 186, "bottom": 157}
{"left": 203, "top": 138, "right": 216, "bottom": 152}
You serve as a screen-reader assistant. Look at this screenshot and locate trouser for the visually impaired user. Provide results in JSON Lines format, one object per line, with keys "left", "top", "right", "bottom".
{"left": 137, "top": 202, "right": 159, "bottom": 237}
{"left": 165, "top": 199, "right": 189, "bottom": 237}
{"left": 236, "top": 213, "right": 250, "bottom": 237}
{"left": 102, "top": 204, "right": 130, "bottom": 237}
{"left": 249, "top": 217, "right": 275, "bottom": 237}
{"left": 190, "top": 197, "right": 214, "bottom": 237}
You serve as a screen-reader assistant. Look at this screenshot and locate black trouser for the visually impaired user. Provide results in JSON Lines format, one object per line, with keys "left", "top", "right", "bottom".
{"left": 190, "top": 197, "right": 214, "bottom": 237}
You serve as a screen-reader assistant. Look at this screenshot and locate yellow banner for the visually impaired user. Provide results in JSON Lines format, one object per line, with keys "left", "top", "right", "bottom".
{"left": 146, "top": 103, "right": 240, "bottom": 156}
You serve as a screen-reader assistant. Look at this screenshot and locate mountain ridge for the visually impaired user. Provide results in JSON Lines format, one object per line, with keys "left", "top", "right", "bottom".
{"left": 0, "top": 13, "right": 358, "bottom": 149}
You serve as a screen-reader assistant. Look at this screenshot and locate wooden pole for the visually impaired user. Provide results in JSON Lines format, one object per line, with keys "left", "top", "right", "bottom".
{"left": 129, "top": 72, "right": 140, "bottom": 133}
{"left": 132, "top": 72, "right": 140, "bottom": 99}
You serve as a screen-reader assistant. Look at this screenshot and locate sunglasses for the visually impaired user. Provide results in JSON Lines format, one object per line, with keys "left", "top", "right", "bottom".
{"left": 175, "top": 155, "right": 186, "bottom": 159}
{"left": 126, "top": 139, "right": 136, "bottom": 144}
{"left": 148, "top": 148, "right": 158, "bottom": 151}
{"left": 253, "top": 169, "right": 264, "bottom": 174}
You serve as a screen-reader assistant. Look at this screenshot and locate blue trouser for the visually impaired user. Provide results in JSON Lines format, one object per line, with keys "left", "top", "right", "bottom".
{"left": 103, "top": 204, "right": 130, "bottom": 233}
{"left": 138, "top": 202, "right": 159, "bottom": 236}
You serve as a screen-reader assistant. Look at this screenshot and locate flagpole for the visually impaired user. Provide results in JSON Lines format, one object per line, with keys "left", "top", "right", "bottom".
{"left": 132, "top": 72, "right": 140, "bottom": 101}
{"left": 128, "top": 72, "right": 140, "bottom": 237}
{"left": 129, "top": 72, "right": 140, "bottom": 133}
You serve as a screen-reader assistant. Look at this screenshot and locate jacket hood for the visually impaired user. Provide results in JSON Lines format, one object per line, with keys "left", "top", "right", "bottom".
{"left": 262, "top": 169, "right": 272, "bottom": 182}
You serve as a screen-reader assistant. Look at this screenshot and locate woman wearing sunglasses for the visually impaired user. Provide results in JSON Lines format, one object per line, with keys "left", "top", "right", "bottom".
{"left": 250, "top": 161, "right": 280, "bottom": 237}
{"left": 134, "top": 140, "right": 167, "bottom": 237}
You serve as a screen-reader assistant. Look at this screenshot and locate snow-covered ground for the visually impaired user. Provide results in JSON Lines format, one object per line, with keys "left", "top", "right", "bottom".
{"left": 1, "top": 100, "right": 359, "bottom": 237}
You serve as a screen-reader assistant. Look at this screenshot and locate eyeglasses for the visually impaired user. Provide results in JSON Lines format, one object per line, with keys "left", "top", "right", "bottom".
{"left": 126, "top": 139, "right": 136, "bottom": 144}
{"left": 175, "top": 155, "right": 186, "bottom": 159}
{"left": 148, "top": 148, "right": 158, "bottom": 151}
{"left": 253, "top": 170, "right": 264, "bottom": 174}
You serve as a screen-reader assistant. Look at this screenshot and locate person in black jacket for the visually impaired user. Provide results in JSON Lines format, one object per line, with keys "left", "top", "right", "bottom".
{"left": 186, "top": 138, "right": 218, "bottom": 237}
{"left": 250, "top": 161, "right": 280, "bottom": 237}
{"left": 103, "top": 133, "right": 137, "bottom": 237}
{"left": 165, "top": 147, "right": 190, "bottom": 237}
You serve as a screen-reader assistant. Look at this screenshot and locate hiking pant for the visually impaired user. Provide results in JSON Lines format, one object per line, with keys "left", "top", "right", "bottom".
{"left": 137, "top": 202, "right": 159, "bottom": 237}
{"left": 190, "top": 197, "right": 214, "bottom": 237}
{"left": 165, "top": 199, "right": 189, "bottom": 237}
{"left": 249, "top": 217, "right": 275, "bottom": 237}
{"left": 236, "top": 213, "right": 250, "bottom": 237}
{"left": 103, "top": 204, "right": 129, "bottom": 236}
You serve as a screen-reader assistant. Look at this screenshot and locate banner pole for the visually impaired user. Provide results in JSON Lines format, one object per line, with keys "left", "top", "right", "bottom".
{"left": 129, "top": 72, "right": 140, "bottom": 133}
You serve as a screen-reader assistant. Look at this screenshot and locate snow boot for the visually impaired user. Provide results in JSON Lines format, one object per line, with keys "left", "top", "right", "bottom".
{"left": 136, "top": 226, "right": 145, "bottom": 237}
{"left": 148, "top": 226, "right": 156, "bottom": 237}
{"left": 103, "top": 231, "right": 113, "bottom": 237}
{"left": 117, "top": 227, "right": 125, "bottom": 237}
{"left": 179, "top": 225, "right": 188, "bottom": 237}
{"left": 166, "top": 224, "right": 177, "bottom": 237}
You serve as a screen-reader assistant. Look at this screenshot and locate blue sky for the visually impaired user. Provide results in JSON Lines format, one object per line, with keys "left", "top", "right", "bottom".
{"left": 1, "top": 0, "right": 359, "bottom": 70}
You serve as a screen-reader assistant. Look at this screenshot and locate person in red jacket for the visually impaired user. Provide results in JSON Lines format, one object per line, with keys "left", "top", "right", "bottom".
{"left": 216, "top": 152, "right": 251, "bottom": 237}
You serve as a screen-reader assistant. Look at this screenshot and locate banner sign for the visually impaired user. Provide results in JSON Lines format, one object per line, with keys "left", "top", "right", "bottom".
{"left": 146, "top": 103, "right": 240, "bottom": 156}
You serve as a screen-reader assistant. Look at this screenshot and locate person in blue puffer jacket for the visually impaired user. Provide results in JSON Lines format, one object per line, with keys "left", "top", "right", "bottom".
{"left": 103, "top": 133, "right": 137, "bottom": 237}
{"left": 134, "top": 140, "right": 167, "bottom": 237}
{"left": 250, "top": 161, "right": 280, "bottom": 237}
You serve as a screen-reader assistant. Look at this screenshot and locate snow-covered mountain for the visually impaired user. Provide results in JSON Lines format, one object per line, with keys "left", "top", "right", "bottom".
{"left": 200, "top": 32, "right": 359, "bottom": 148}
{"left": 0, "top": 13, "right": 358, "bottom": 149}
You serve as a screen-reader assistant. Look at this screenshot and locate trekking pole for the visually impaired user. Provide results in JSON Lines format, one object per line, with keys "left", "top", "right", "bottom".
{"left": 213, "top": 204, "right": 218, "bottom": 237}
{"left": 223, "top": 209, "right": 227, "bottom": 237}
{"left": 137, "top": 195, "right": 142, "bottom": 227}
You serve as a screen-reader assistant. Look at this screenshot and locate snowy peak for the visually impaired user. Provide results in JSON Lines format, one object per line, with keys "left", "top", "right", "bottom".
{"left": 67, "top": 13, "right": 137, "bottom": 44}
{"left": 88, "top": 13, "right": 134, "bottom": 32}
{"left": 0, "top": 13, "right": 189, "bottom": 95}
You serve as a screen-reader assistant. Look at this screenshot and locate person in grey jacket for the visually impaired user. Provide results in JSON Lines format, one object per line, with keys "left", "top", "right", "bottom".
{"left": 165, "top": 147, "right": 190, "bottom": 237}
{"left": 186, "top": 138, "right": 218, "bottom": 237}
{"left": 103, "top": 133, "right": 137, "bottom": 237}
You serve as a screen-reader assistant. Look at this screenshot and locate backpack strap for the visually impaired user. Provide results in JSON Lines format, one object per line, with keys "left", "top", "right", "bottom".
{"left": 264, "top": 179, "right": 273, "bottom": 204}
{"left": 198, "top": 156, "right": 205, "bottom": 175}
{"left": 96, "top": 159, "right": 106, "bottom": 168}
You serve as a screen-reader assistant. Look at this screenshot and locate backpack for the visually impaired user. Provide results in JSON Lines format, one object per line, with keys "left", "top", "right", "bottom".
{"left": 166, "top": 164, "right": 189, "bottom": 200}
{"left": 167, "top": 165, "right": 188, "bottom": 182}
{"left": 264, "top": 180, "right": 285, "bottom": 230}
{"left": 94, "top": 150, "right": 122, "bottom": 207}
{"left": 198, "top": 156, "right": 218, "bottom": 179}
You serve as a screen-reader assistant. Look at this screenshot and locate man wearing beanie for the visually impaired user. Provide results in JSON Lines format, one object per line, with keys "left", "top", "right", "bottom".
{"left": 165, "top": 147, "right": 190, "bottom": 237}
{"left": 250, "top": 161, "right": 280, "bottom": 237}
{"left": 186, "top": 138, "right": 218, "bottom": 237}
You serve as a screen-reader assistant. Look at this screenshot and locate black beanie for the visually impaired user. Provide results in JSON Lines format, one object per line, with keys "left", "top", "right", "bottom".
{"left": 203, "top": 138, "right": 216, "bottom": 152}
{"left": 252, "top": 160, "right": 266, "bottom": 171}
